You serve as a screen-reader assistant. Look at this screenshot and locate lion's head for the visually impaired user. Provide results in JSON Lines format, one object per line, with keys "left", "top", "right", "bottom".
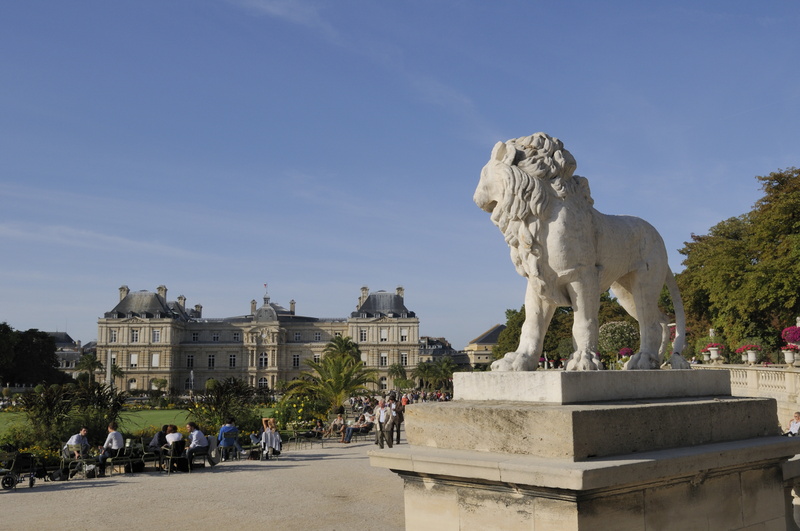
{"left": 474, "top": 132, "right": 592, "bottom": 293}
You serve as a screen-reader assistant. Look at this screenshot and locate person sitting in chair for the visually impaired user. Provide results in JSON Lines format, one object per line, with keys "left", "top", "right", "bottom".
{"left": 341, "top": 414, "right": 372, "bottom": 443}
{"left": 325, "top": 413, "right": 345, "bottom": 438}
{"left": 218, "top": 418, "right": 247, "bottom": 460}
{"left": 301, "top": 419, "right": 325, "bottom": 439}
{"left": 97, "top": 422, "right": 124, "bottom": 476}
{"left": 64, "top": 426, "right": 90, "bottom": 458}
{"left": 185, "top": 422, "right": 211, "bottom": 469}
{"left": 786, "top": 412, "right": 800, "bottom": 436}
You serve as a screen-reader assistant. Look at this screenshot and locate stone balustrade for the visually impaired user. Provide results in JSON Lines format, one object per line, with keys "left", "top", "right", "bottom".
{"left": 692, "top": 364, "right": 800, "bottom": 422}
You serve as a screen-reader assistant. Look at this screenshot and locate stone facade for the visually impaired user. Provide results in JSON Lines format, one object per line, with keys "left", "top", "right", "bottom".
{"left": 93, "top": 285, "right": 419, "bottom": 392}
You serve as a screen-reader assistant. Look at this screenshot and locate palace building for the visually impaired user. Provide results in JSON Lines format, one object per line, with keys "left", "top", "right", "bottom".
{"left": 95, "top": 285, "right": 420, "bottom": 393}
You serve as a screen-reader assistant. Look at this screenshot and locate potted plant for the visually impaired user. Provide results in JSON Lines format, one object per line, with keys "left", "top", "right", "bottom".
{"left": 702, "top": 343, "right": 725, "bottom": 363}
{"left": 735, "top": 344, "right": 762, "bottom": 365}
{"left": 781, "top": 344, "right": 800, "bottom": 365}
{"left": 782, "top": 326, "right": 800, "bottom": 346}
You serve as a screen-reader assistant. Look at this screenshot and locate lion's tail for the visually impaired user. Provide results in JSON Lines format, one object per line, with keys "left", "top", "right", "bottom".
{"left": 665, "top": 268, "right": 686, "bottom": 354}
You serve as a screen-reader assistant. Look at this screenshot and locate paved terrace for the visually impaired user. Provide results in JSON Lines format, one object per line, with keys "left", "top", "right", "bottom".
{"left": 1, "top": 440, "right": 405, "bottom": 531}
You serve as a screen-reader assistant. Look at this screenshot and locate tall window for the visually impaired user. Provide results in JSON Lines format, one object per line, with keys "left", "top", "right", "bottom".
{"left": 380, "top": 329, "right": 388, "bottom": 342}
{"left": 212, "top": 332, "right": 220, "bottom": 342}
{"left": 109, "top": 330, "right": 117, "bottom": 343}
{"left": 187, "top": 354, "right": 194, "bottom": 368}
{"left": 314, "top": 353, "right": 320, "bottom": 364}
{"left": 131, "top": 329, "right": 139, "bottom": 343}
{"left": 184, "top": 378, "right": 192, "bottom": 390}
{"left": 292, "top": 354, "right": 300, "bottom": 368}
{"left": 294, "top": 332, "right": 302, "bottom": 341}
{"left": 233, "top": 332, "right": 240, "bottom": 342}
{"left": 129, "top": 353, "right": 139, "bottom": 368}
{"left": 208, "top": 354, "right": 215, "bottom": 369}
{"left": 360, "top": 329, "right": 367, "bottom": 342}
{"left": 259, "top": 352, "right": 268, "bottom": 368}
{"left": 192, "top": 332, "right": 199, "bottom": 342}
{"left": 314, "top": 332, "right": 321, "bottom": 342}
{"left": 229, "top": 354, "right": 236, "bottom": 368}
{"left": 151, "top": 353, "right": 160, "bottom": 368}
{"left": 380, "top": 352, "right": 388, "bottom": 367}
{"left": 400, "top": 328, "right": 408, "bottom": 342}
{"left": 152, "top": 329, "right": 161, "bottom": 343}
{"left": 379, "top": 376, "right": 387, "bottom": 390}
{"left": 400, "top": 352, "right": 408, "bottom": 366}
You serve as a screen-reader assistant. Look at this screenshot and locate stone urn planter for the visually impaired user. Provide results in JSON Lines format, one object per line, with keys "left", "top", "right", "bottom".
{"left": 783, "top": 350, "right": 795, "bottom": 365}
{"left": 708, "top": 347, "right": 720, "bottom": 362}
{"left": 747, "top": 350, "right": 758, "bottom": 365}
{"left": 702, "top": 351, "right": 712, "bottom": 362}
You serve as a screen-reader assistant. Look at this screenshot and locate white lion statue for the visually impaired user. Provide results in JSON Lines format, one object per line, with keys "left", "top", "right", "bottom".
{"left": 474, "top": 132, "right": 690, "bottom": 371}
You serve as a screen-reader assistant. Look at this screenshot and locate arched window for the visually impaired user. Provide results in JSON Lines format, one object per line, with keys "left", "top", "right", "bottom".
{"left": 128, "top": 378, "right": 137, "bottom": 390}
{"left": 258, "top": 377, "right": 269, "bottom": 389}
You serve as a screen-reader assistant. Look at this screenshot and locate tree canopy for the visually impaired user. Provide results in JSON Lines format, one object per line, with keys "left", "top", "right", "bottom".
{"left": 0, "top": 323, "right": 67, "bottom": 385}
{"left": 677, "top": 167, "right": 800, "bottom": 349}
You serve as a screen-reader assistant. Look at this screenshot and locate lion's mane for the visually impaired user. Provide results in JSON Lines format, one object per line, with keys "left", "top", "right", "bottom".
{"left": 488, "top": 133, "right": 593, "bottom": 301}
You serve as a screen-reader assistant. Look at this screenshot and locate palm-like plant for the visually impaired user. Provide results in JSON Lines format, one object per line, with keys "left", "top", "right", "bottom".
{"left": 76, "top": 353, "right": 103, "bottom": 384}
{"left": 285, "top": 353, "right": 377, "bottom": 414}
{"left": 412, "top": 356, "right": 461, "bottom": 391}
{"left": 323, "top": 335, "right": 362, "bottom": 363}
{"left": 20, "top": 383, "right": 75, "bottom": 446}
{"left": 387, "top": 363, "right": 407, "bottom": 380}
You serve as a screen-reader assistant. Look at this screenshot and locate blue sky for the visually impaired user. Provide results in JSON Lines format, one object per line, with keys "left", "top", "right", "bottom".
{"left": 1, "top": 1, "right": 798, "bottom": 349}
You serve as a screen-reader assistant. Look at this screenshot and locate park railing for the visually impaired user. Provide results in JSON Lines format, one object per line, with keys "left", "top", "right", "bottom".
{"left": 692, "top": 364, "right": 800, "bottom": 422}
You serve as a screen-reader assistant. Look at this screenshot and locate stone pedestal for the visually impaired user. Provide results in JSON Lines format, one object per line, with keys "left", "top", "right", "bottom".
{"left": 370, "top": 371, "right": 800, "bottom": 530}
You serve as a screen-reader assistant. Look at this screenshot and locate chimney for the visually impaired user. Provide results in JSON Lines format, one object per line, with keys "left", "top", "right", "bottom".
{"left": 251, "top": 299, "right": 257, "bottom": 314}
{"left": 157, "top": 285, "right": 167, "bottom": 299}
{"left": 177, "top": 295, "right": 186, "bottom": 309}
{"left": 119, "top": 285, "right": 130, "bottom": 301}
{"left": 290, "top": 300, "right": 296, "bottom": 314}
{"left": 359, "top": 286, "right": 369, "bottom": 307}
{"left": 194, "top": 304, "right": 203, "bottom": 318}
{"left": 396, "top": 286, "right": 404, "bottom": 298}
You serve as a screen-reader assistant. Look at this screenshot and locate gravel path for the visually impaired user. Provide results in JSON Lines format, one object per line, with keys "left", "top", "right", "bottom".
{"left": 0, "top": 439, "right": 405, "bottom": 531}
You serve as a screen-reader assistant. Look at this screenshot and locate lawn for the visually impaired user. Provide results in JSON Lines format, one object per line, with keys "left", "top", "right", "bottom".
{"left": 0, "top": 408, "right": 273, "bottom": 440}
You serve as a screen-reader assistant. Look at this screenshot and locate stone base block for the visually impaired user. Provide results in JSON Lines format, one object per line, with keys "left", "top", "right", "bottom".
{"left": 453, "top": 370, "right": 731, "bottom": 404}
{"left": 406, "top": 397, "right": 781, "bottom": 460}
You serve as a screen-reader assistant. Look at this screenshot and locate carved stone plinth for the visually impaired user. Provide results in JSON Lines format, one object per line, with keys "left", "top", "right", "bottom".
{"left": 370, "top": 372, "right": 800, "bottom": 530}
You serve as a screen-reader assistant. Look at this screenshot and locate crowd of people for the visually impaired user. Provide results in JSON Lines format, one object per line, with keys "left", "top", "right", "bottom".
{"left": 57, "top": 392, "right": 415, "bottom": 478}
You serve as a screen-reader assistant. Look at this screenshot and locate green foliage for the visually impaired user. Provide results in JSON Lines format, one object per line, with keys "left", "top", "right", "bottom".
{"left": 0, "top": 323, "right": 68, "bottom": 385}
{"left": 186, "top": 377, "right": 261, "bottom": 434}
{"left": 598, "top": 321, "right": 640, "bottom": 355}
{"left": 284, "top": 352, "right": 377, "bottom": 415}
{"left": 492, "top": 307, "right": 525, "bottom": 359}
{"left": 678, "top": 168, "right": 800, "bottom": 347}
{"left": 272, "top": 394, "right": 324, "bottom": 430}
{"left": 411, "top": 355, "right": 461, "bottom": 391}
{"left": 323, "top": 335, "right": 362, "bottom": 363}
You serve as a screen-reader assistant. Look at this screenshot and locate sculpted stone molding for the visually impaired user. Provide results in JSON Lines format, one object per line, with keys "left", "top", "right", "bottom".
{"left": 474, "top": 132, "right": 690, "bottom": 371}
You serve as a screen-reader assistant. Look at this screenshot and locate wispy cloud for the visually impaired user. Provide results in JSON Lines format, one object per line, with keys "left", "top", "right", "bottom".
{"left": 230, "top": 0, "right": 339, "bottom": 40}
{"left": 0, "top": 222, "right": 209, "bottom": 261}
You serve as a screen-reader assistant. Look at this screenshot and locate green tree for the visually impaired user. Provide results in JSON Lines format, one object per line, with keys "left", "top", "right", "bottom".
{"left": 76, "top": 353, "right": 103, "bottom": 384}
{"left": 19, "top": 383, "right": 75, "bottom": 447}
{"left": 678, "top": 168, "right": 800, "bottom": 348}
{"left": 598, "top": 321, "right": 640, "bottom": 355}
{"left": 411, "top": 356, "right": 461, "bottom": 391}
{"left": 323, "top": 335, "right": 362, "bottom": 363}
{"left": 285, "top": 354, "right": 377, "bottom": 415}
{"left": 387, "top": 363, "right": 407, "bottom": 381}
{"left": 0, "top": 324, "right": 65, "bottom": 384}
{"left": 187, "top": 377, "right": 261, "bottom": 432}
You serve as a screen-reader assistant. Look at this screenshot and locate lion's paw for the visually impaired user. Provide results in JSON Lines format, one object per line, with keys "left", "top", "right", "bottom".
{"left": 491, "top": 352, "right": 538, "bottom": 372}
{"left": 669, "top": 353, "right": 691, "bottom": 370}
{"left": 624, "top": 352, "right": 660, "bottom": 370}
{"left": 566, "top": 351, "right": 602, "bottom": 371}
